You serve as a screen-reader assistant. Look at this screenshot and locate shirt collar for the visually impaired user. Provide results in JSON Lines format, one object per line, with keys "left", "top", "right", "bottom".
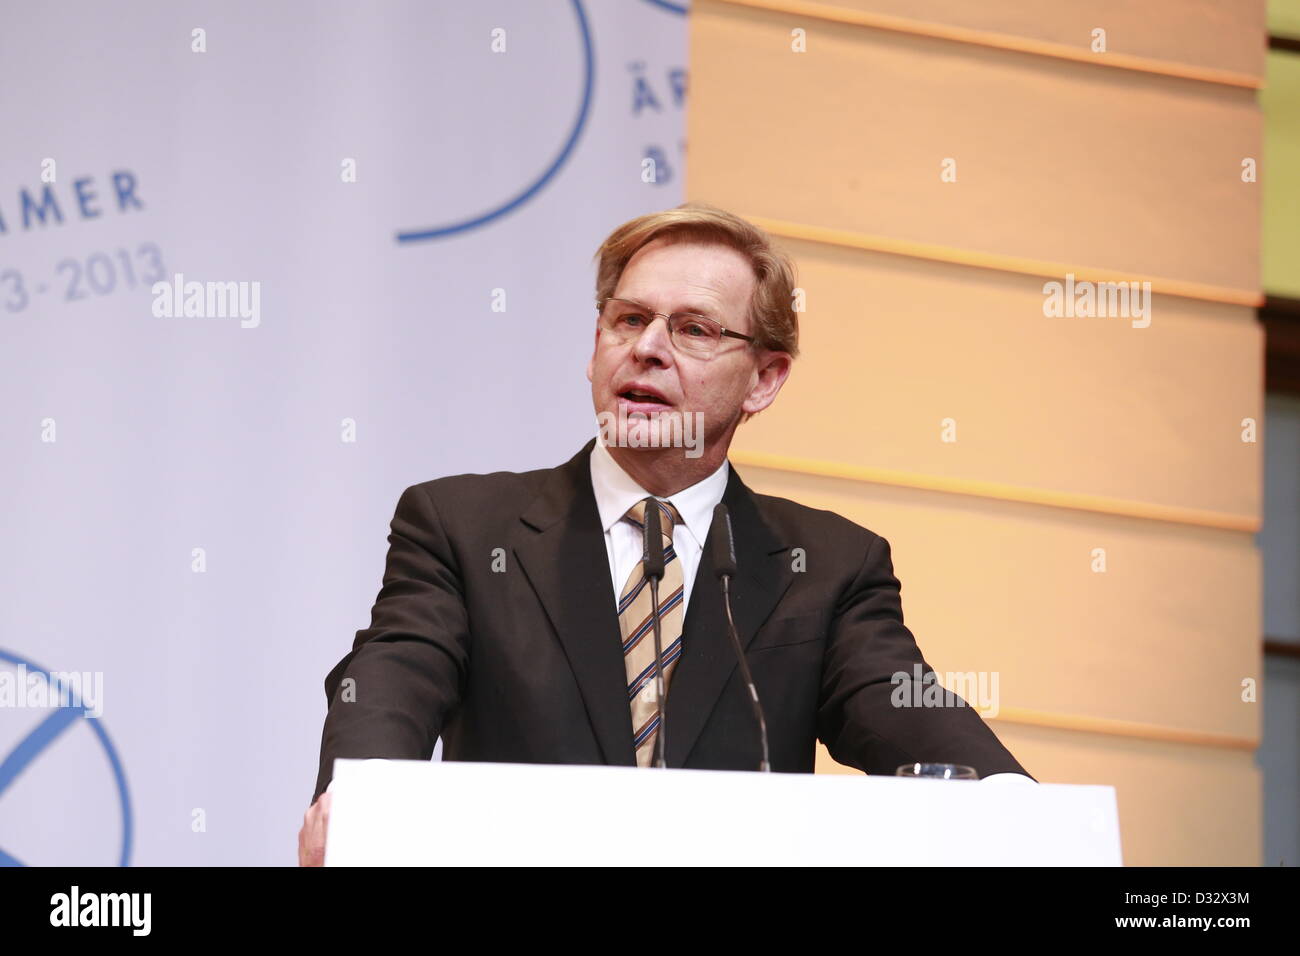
{"left": 589, "top": 437, "right": 729, "bottom": 549}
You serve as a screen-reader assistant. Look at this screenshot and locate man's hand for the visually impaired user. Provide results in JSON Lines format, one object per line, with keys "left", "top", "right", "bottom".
{"left": 298, "top": 790, "right": 332, "bottom": 867}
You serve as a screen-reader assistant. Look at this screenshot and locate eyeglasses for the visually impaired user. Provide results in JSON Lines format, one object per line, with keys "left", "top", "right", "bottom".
{"left": 596, "top": 297, "right": 756, "bottom": 359}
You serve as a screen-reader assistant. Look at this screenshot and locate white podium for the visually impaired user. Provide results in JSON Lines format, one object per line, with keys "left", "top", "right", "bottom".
{"left": 324, "top": 758, "right": 1122, "bottom": 866}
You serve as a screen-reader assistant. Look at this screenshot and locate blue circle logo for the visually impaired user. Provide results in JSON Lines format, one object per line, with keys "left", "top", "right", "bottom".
{"left": 0, "top": 649, "right": 132, "bottom": 866}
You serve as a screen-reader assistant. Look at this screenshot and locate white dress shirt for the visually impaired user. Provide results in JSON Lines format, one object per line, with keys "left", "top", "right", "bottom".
{"left": 588, "top": 436, "right": 729, "bottom": 616}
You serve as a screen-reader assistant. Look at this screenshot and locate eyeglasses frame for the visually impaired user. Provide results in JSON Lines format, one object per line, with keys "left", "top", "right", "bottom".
{"left": 596, "top": 296, "right": 757, "bottom": 356}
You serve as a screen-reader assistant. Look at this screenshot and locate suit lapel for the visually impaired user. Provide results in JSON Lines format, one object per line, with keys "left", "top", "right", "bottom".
{"left": 513, "top": 438, "right": 637, "bottom": 766}
{"left": 665, "top": 463, "right": 791, "bottom": 767}
{"left": 512, "top": 440, "right": 790, "bottom": 770}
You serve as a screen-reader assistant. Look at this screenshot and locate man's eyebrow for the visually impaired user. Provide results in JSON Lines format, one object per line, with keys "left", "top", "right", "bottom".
{"left": 619, "top": 296, "right": 718, "bottom": 318}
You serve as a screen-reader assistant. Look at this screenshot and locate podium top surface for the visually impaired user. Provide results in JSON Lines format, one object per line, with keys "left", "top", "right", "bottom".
{"left": 324, "top": 759, "right": 1123, "bottom": 866}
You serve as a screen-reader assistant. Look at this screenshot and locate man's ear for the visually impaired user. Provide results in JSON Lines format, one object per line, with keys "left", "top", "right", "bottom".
{"left": 740, "top": 350, "right": 792, "bottom": 417}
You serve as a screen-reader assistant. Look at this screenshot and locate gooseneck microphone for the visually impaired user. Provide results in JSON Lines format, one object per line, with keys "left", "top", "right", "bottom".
{"left": 710, "top": 502, "right": 771, "bottom": 772}
{"left": 642, "top": 499, "right": 668, "bottom": 769}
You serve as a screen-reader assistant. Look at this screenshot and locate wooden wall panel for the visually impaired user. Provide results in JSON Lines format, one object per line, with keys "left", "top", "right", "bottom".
{"left": 689, "top": 0, "right": 1265, "bottom": 865}
{"left": 741, "top": 464, "right": 1262, "bottom": 743}
{"left": 737, "top": 242, "right": 1263, "bottom": 519}
{"left": 690, "top": 1, "right": 1261, "bottom": 291}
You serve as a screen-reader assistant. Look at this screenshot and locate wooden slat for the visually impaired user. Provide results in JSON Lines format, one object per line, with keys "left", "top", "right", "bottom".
{"left": 731, "top": 450, "right": 1260, "bottom": 532}
{"left": 709, "top": 0, "right": 1265, "bottom": 86}
{"left": 750, "top": 215, "right": 1263, "bottom": 307}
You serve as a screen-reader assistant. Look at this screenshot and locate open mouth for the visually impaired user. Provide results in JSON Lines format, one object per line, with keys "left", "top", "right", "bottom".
{"left": 619, "top": 390, "right": 670, "bottom": 406}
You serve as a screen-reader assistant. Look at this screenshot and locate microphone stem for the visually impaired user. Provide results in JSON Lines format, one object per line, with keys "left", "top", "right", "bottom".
{"left": 721, "top": 575, "right": 770, "bottom": 772}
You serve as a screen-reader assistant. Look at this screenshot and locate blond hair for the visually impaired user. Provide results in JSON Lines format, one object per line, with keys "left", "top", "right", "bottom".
{"left": 592, "top": 201, "right": 799, "bottom": 357}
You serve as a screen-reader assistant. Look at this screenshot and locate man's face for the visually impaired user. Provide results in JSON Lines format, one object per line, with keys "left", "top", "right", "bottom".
{"left": 586, "top": 237, "right": 789, "bottom": 461}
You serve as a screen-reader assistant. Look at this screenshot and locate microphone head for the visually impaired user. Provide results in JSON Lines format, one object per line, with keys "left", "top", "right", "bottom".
{"left": 642, "top": 498, "right": 665, "bottom": 579}
{"left": 710, "top": 502, "right": 737, "bottom": 578}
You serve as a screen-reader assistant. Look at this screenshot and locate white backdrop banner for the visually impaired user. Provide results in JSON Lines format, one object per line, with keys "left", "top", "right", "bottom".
{"left": 0, "top": 0, "right": 688, "bottom": 865}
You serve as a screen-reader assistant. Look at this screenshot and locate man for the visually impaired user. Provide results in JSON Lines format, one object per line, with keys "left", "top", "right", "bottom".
{"left": 299, "top": 202, "right": 1032, "bottom": 866}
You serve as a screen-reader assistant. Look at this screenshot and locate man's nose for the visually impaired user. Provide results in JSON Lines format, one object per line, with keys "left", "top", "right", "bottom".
{"left": 632, "top": 315, "right": 674, "bottom": 365}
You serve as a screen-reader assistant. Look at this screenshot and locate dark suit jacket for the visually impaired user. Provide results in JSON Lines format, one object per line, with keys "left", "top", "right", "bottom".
{"left": 313, "top": 438, "right": 1030, "bottom": 801}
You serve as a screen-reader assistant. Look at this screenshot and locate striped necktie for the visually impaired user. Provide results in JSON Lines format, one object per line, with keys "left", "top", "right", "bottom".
{"left": 619, "top": 496, "right": 685, "bottom": 768}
